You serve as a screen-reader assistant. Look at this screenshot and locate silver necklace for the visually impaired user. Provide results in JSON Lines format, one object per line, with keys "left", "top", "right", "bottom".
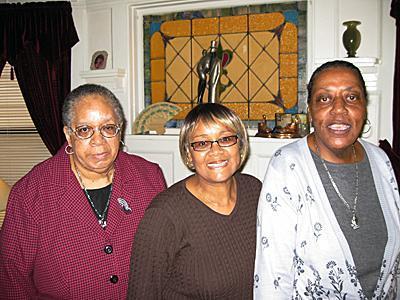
{"left": 74, "top": 165, "right": 113, "bottom": 229}
{"left": 314, "top": 138, "right": 360, "bottom": 230}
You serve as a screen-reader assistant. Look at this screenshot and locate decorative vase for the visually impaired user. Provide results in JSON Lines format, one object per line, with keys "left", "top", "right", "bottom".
{"left": 342, "top": 20, "right": 361, "bottom": 57}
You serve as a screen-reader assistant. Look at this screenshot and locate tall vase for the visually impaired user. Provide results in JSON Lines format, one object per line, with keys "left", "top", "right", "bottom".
{"left": 342, "top": 20, "right": 361, "bottom": 57}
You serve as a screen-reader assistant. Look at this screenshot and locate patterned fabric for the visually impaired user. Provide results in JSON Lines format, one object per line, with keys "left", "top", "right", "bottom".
{"left": 127, "top": 173, "right": 262, "bottom": 299}
{"left": 0, "top": 146, "right": 166, "bottom": 299}
{"left": 254, "top": 137, "right": 400, "bottom": 300}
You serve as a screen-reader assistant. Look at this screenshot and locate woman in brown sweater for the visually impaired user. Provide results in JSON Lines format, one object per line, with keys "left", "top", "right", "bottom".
{"left": 127, "top": 103, "right": 262, "bottom": 299}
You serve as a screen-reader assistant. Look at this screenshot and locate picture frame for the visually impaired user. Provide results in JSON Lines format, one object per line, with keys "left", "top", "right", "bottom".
{"left": 90, "top": 50, "right": 108, "bottom": 70}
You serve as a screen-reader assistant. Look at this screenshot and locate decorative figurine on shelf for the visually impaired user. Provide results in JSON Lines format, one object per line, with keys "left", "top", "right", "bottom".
{"left": 196, "top": 40, "right": 222, "bottom": 104}
{"left": 270, "top": 113, "right": 300, "bottom": 138}
{"left": 255, "top": 114, "right": 272, "bottom": 137}
{"left": 293, "top": 113, "right": 310, "bottom": 137}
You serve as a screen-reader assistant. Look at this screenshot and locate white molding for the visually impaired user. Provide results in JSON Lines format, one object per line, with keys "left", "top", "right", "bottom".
{"left": 80, "top": 68, "right": 127, "bottom": 78}
{"left": 313, "top": 57, "right": 380, "bottom": 91}
{"left": 80, "top": 69, "right": 127, "bottom": 89}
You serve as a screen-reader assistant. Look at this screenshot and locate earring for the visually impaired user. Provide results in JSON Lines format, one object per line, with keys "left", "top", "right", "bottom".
{"left": 186, "top": 155, "right": 194, "bottom": 170}
{"left": 362, "top": 119, "right": 371, "bottom": 134}
{"left": 120, "top": 140, "right": 128, "bottom": 152}
{"left": 187, "top": 162, "right": 195, "bottom": 170}
{"left": 65, "top": 144, "right": 74, "bottom": 155}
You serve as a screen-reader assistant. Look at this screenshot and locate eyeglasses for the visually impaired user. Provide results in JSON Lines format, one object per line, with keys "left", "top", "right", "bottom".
{"left": 190, "top": 135, "right": 238, "bottom": 152}
{"left": 69, "top": 124, "right": 121, "bottom": 140}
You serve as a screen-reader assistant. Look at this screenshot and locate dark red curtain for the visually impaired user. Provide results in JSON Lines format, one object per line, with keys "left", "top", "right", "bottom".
{"left": 392, "top": 0, "right": 400, "bottom": 155}
{"left": 0, "top": 2, "right": 79, "bottom": 155}
{"left": 379, "top": 139, "right": 400, "bottom": 186}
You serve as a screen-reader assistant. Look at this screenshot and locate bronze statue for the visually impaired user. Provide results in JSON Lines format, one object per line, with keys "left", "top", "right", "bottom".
{"left": 196, "top": 40, "right": 221, "bottom": 104}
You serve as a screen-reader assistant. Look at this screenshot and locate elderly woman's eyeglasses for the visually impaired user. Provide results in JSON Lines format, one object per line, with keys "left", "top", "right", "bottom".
{"left": 190, "top": 135, "right": 238, "bottom": 152}
{"left": 69, "top": 124, "right": 121, "bottom": 140}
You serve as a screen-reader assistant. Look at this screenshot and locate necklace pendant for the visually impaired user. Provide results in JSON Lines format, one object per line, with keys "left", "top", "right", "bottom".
{"left": 351, "top": 214, "right": 360, "bottom": 230}
{"left": 99, "top": 219, "right": 107, "bottom": 229}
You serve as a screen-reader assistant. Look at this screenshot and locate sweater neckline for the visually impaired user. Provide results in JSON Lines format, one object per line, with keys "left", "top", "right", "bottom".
{"left": 183, "top": 174, "right": 240, "bottom": 218}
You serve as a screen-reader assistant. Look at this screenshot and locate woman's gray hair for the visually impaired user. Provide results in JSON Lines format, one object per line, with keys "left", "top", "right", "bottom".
{"left": 62, "top": 84, "right": 126, "bottom": 130}
{"left": 179, "top": 103, "right": 249, "bottom": 171}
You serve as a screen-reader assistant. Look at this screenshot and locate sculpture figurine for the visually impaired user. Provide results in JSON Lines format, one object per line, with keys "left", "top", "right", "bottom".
{"left": 196, "top": 40, "right": 222, "bottom": 104}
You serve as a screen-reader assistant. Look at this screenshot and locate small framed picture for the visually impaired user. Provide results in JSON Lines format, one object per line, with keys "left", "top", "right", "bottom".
{"left": 90, "top": 51, "right": 108, "bottom": 70}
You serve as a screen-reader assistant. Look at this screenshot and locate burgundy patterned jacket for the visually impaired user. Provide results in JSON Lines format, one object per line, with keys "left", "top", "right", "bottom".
{"left": 0, "top": 146, "right": 166, "bottom": 299}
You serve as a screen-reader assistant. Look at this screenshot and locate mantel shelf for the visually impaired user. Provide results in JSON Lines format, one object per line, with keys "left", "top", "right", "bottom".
{"left": 314, "top": 57, "right": 379, "bottom": 67}
{"left": 80, "top": 68, "right": 126, "bottom": 79}
{"left": 79, "top": 69, "right": 127, "bottom": 90}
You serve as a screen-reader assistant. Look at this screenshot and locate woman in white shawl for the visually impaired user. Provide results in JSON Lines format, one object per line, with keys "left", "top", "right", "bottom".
{"left": 254, "top": 60, "right": 400, "bottom": 299}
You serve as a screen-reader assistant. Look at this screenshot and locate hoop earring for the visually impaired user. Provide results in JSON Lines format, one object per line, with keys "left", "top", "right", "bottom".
{"left": 65, "top": 144, "right": 74, "bottom": 155}
{"left": 362, "top": 119, "right": 371, "bottom": 134}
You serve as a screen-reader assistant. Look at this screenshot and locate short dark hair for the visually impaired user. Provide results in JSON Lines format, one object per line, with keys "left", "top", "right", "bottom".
{"left": 62, "top": 84, "right": 126, "bottom": 131}
{"left": 307, "top": 60, "right": 368, "bottom": 104}
{"left": 179, "top": 103, "right": 249, "bottom": 171}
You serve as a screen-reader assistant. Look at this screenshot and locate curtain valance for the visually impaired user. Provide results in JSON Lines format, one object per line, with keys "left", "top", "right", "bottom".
{"left": 0, "top": 1, "right": 79, "bottom": 65}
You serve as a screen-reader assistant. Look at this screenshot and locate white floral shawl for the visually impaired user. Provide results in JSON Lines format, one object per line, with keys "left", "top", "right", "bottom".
{"left": 254, "top": 137, "right": 400, "bottom": 300}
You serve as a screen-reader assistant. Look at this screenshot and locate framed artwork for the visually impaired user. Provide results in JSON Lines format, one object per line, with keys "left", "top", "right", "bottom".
{"left": 132, "top": 0, "right": 307, "bottom": 127}
{"left": 90, "top": 50, "right": 108, "bottom": 70}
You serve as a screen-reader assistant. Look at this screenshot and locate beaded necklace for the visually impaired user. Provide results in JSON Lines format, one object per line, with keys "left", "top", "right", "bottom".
{"left": 314, "top": 137, "right": 360, "bottom": 230}
{"left": 74, "top": 164, "right": 113, "bottom": 229}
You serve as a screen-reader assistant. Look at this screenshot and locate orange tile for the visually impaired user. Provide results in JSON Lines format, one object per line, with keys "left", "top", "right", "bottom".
{"left": 249, "top": 72, "right": 262, "bottom": 100}
{"left": 225, "top": 54, "right": 247, "bottom": 82}
{"left": 221, "top": 33, "right": 247, "bottom": 60}
{"left": 222, "top": 86, "right": 246, "bottom": 103}
{"left": 161, "top": 20, "right": 191, "bottom": 37}
{"left": 166, "top": 73, "right": 177, "bottom": 97}
{"left": 169, "top": 37, "right": 190, "bottom": 56}
{"left": 280, "top": 54, "right": 298, "bottom": 77}
{"left": 166, "top": 56, "right": 190, "bottom": 84}
{"left": 150, "top": 32, "right": 165, "bottom": 59}
{"left": 220, "top": 15, "right": 248, "bottom": 34}
{"left": 281, "top": 22, "right": 297, "bottom": 53}
{"left": 265, "top": 34, "right": 279, "bottom": 61}
{"left": 192, "top": 76, "right": 199, "bottom": 102}
{"left": 151, "top": 59, "right": 165, "bottom": 81}
{"left": 175, "top": 76, "right": 192, "bottom": 102}
{"left": 193, "top": 18, "right": 219, "bottom": 36}
{"left": 252, "top": 87, "right": 274, "bottom": 102}
{"left": 280, "top": 78, "right": 298, "bottom": 109}
{"left": 251, "top": 51, "right": 277, "bottom": 82}
{"left": 174, "top": 103, "right": 194, "bottom": 120}
{"left": 234, "top": 73, "right": 249, "bottom": 98}
{"left": 250, "top": 102, "right": 284, "bottom": 120}
{"left": 249, "top": 12, "right": 285, "bottom": 32}
{"left": 266, "top": 69, "right": 279, "bottom": 95}
{"left": 151, "top": 82, "right": 166, "bottom": 103}
{"left": 222, "top": 103, "right": 249, "bottom": 120}
{"left": 169, "top": 87, "right": 191, "bottom": 103}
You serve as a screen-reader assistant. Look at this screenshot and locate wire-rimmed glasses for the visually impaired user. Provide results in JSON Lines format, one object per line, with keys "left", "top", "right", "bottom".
{"left": 69, "top": 124, "right": 121, "bottom": 140}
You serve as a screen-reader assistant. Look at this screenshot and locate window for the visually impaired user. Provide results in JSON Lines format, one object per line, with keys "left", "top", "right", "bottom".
{"left": 143, "top": 2, "right": 307, "bottom": 123}
{"left": 0, "top": 63, "right": 51, "bottom": 186}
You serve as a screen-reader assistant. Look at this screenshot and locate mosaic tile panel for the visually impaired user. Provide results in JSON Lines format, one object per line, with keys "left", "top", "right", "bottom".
{"left": 144, "top": 2, "right": 307, "bottom": 123}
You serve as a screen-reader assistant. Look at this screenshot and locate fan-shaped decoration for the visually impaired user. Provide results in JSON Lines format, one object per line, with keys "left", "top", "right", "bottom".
{"left": 133, "top": 102, "right": 182, "bottom": 134}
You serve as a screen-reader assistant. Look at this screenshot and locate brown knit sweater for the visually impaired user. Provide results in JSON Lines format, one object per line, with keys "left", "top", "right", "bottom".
{"left": 127, "top": 173, "right": 262, "bottom": 300}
